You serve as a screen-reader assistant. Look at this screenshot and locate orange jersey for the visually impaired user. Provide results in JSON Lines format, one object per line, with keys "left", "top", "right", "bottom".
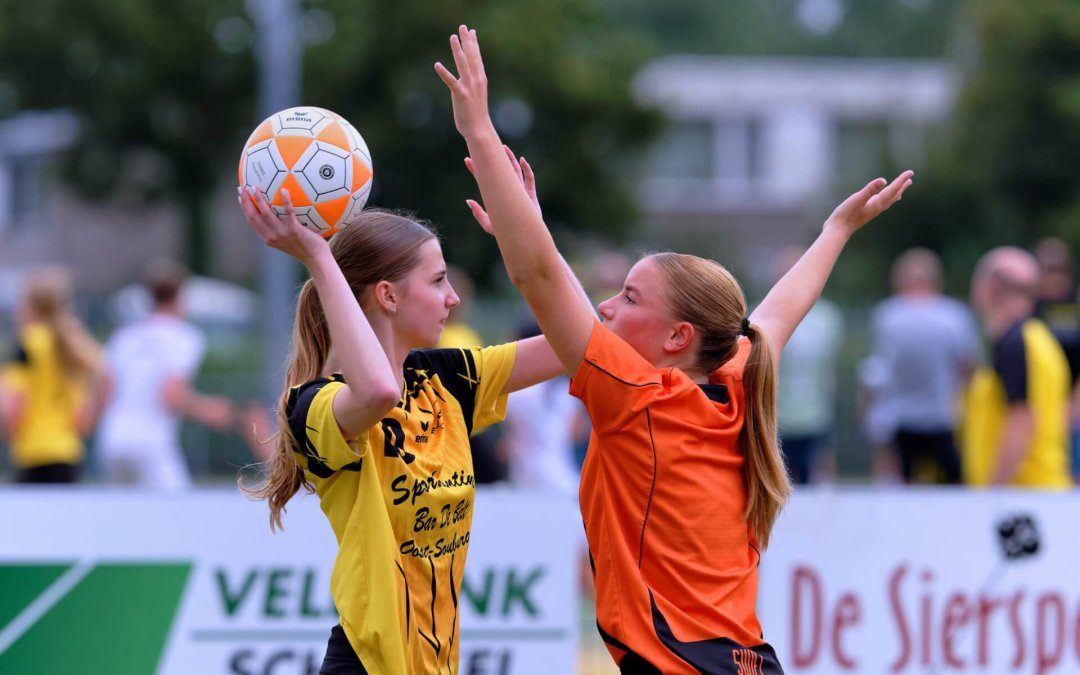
{"left": 570, "top": 321, "right": 783, "bottom": 674}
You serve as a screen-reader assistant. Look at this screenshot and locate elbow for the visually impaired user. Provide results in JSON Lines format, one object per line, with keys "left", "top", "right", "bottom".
{"left": 366, "top": 382, "right": 400, "bottom": 415}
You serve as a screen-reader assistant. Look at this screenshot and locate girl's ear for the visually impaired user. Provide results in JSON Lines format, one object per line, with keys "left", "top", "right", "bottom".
{"left": 664, "top": 321, "right": 696, "bottom": 354}
{"left": 374, "top": 280, "right": 398, "bottom": 317}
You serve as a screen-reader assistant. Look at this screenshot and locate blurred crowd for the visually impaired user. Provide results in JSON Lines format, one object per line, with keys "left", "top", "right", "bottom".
{"left": 2, "top": 238, "right": 1079, "bottom": 492}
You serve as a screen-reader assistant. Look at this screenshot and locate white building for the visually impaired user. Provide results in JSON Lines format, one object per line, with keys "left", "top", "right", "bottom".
{"left": 632, "top": 56, "right": 957, "bottom": 260}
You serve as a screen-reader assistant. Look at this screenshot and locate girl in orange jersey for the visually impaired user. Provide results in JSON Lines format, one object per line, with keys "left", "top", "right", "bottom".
{"left": 237, "top": 191, "right": 574, "bottom": 673}
{"left": 437, "top": 25, "right": 912, "bottom": 674}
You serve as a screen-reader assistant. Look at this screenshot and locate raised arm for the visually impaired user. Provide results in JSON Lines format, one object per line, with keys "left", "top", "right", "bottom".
{"left": 238, "top": 187, "right": 399, "bottom": 439}
{"left": 435, "top": 25, "right": 595, "bottom": 377}
{"left": 750, "top": 171, "right": 914, "bottom": 363}
{"left": 464, "top": 148, "right": 597, "bottom": 391}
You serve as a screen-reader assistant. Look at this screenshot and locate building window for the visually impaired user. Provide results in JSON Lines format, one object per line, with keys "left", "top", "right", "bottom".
{"left": 650, "top": 119, "right": 714, "bottom": 180}
{"left": 834, "top": 120, "right": 891, "bottom": 187}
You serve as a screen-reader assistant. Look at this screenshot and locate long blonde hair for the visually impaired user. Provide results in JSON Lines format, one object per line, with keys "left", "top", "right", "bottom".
{"left": 243, "top": 211, "right": 437, "bottom": 530}
{"left": 22, "top": 267, "right": 101, "bottom": 380}
{"left": 650, "top": 252, "right": 791, "bottom": 548}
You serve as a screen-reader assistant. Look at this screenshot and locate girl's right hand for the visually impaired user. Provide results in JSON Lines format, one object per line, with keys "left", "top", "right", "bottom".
{"left": 434, "top": 25, "right": 495, "bottom": 141}
{"left": 464, "top": 145, "right": 542, "bottom": 234}
{"left": 237, "top": 186, "right": 329, "bottom": 267}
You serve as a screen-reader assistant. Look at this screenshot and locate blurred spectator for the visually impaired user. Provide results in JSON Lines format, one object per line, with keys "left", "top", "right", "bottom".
{"left": 962, "top": 247, "right": 1072, "bottom": 488}
{"left": 771, "top": 246, "right": 843, "bottom": 484}
{"left": 867, "top": 248, "right": 979, "bottom": 484}
{"left": 502, "top": 319, "right": 584, "bottom": 495}
{"left": 96, "top": 259, "right": 235, "bottom": 489}
{"left": 1032, "top": 237, "right": 1080, "bottom": 482}
{"left": 0, "top": 267, "right": 102, "bottom": 483}
{"left": 436, "top": 265, "right": 505, "bottom": 483}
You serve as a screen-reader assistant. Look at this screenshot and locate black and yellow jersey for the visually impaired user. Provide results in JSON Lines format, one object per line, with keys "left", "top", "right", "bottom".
{"left": 2, "top": 323, "right": 89, "bottom": 469}
{"left": 287, "top": 343, "right": 516, "bottom": 674}
{"left": 962, "top": 318, "right": 1071, "bottom": 488}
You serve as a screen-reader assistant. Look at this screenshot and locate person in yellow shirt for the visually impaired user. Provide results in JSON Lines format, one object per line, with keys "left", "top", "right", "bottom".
{"left": 962, "top": 247, "right": 1072, "bottom": 488}
{"left": 1, "top": 267, "right": 102, "bottom": 483}
{"left": 237, "top": 187, "right": 572, "bottom": 674}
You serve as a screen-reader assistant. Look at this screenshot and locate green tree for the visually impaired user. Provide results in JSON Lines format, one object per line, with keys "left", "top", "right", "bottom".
{"left": 0, "top": 0, "right": 659, "bottom": 283}
{"left": 0, "top": 0, "right": 256, "bottom": 274}
{"left": 838, "top": 0, "right": 1080, "bottom": 298}
{"left": 305, "top": 0, "right": 660, "bottom": 285}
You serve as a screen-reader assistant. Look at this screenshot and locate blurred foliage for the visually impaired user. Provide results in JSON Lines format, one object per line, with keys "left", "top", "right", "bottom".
{"left": 0, "top": 0, "right": 257, "bottom": 274}
{"left": 305, "top": 0, "right": 661, "bottom": 286}
{"left": 600, "top": 0, "right": 963, "bottom": 58}
{"left": 0, "top": 0, "right": 660, "bottom": 284}
{"left": 838, "top": 0, "right": 1080, "bottom": 300}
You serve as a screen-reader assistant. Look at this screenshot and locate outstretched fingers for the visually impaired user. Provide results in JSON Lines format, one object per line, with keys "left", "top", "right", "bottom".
{"left": 868, "top": 170, "right": 915, "bottom": 212}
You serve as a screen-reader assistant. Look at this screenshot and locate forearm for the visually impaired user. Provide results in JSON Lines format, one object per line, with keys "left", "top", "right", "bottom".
{"left": 463, "top": 128, "right": 564, "bottom": 289}
{"left": 751, "top": 226, "right": 849, "bottom": 351}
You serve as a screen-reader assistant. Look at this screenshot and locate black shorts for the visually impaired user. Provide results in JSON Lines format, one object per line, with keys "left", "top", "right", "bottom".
{"left": 16, "top": 463, "right": 80, "bottom": 484}
{"left": 320, "top": 624, "right": 368, "bottom": 675}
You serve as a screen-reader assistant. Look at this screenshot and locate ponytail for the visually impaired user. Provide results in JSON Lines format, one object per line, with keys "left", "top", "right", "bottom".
{"left": 240, "top": 209, "right": 437, "bottom": 530}
{"left": 241, "top": 280, "right": 330, "bottom": 531}
{"left": 738, "top": 323, "right": 791, "bottom": 549}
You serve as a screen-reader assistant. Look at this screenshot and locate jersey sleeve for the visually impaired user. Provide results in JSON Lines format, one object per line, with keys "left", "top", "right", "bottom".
{"left": 993, "top": 326, "right": 1029, "bottom": 404}
{"left": 286, "top": 377, "right": 369, "bottom": 477}
{"left": 569, "top": 320, "right": 663, "bottom": 433}
{"left": 415, "top": 342, "right": 517, "bottom": 435}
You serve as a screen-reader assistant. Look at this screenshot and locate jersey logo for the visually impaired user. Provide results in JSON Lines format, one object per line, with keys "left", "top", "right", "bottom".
{"left": 380, "top": 418, "right": 416, "bottom": 464}
{"left": 732, "top": 648, "right": 765, "bottom": 675}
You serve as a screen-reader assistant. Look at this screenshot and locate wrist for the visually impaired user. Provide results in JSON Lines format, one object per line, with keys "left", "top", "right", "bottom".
{"left": 465, "top": 125, "right": 502, "bottom": 151}
{"left": 821, "top": 219, "right": 855, "bottom": 243}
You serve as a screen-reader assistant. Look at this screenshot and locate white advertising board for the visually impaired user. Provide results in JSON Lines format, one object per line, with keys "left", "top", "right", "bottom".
{"left": 759, "top": 489, "right": 1080, "bottom": 675}
{"left": 0, "top": 487, "right": 578, "bottom": 675}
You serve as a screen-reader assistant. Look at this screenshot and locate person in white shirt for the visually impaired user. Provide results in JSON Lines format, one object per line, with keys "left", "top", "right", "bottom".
{"left": 96, "top": 260, "right": 235, "bottom": 490}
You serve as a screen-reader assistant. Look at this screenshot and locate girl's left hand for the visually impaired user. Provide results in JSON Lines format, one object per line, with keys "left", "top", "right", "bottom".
{"left": 464, "top": 145, "right": 542, "bottom": 234}
{"left": 824, "top": 170, "right": 914, "bottom": 239}
{"left": 434, "top": 25, "right": 494, "bottom": 140}
{"left": 237, "top": 186, "right": 329, "bottom": 267}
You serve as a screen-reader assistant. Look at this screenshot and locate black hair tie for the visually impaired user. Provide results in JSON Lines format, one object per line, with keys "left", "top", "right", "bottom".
{"left": 740, "top": 317, "right": 751, "bottom": 336}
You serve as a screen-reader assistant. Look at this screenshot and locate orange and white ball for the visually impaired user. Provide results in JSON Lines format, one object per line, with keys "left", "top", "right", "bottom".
{"left": 239, "top": 106, "right": 373, "bottom": 238}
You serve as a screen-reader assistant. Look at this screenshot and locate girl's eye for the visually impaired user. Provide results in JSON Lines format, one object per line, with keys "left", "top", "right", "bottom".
{"left": 624, "top": 293, "right": 635, "bottom": 305}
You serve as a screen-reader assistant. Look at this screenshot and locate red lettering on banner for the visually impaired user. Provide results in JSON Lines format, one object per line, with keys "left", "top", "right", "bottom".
{"left": 1075, "top": 600, "right": 1080, "bottom": 663}
{"left": 790, "top": 566, "right": 862, "bottom": 670}
{"left": 942, "top": 592, "right": 970, "bottom": 669}
{"left": 790, "top": 562, "right": 1080, "bottom": 672}
{"left": 919, "top": 570, "right": 933, "bottom": 668}
{"left": 832, "top": 593, "right": 859, "bottom": 670}
{"left": 1010, "top": 590, "right": 1026, "bottom": 668}
{"left": 1036, "top": 592, "right": 1065, "bottom": 675}
{"left": 976, "top": 593, "right": 1003, "bottom": 666}
{"left": 888, "top": 565, "right": 911, "bottom": 673}
{"left": 792, "top": 566, "right": 822, "bottom": 667}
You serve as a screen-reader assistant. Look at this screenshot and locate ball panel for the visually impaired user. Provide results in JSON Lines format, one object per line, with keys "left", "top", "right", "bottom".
{"left": 242, "top": 140, "right": 287, "bottom": 198}
{"left": 315, "top": 121, "right": 350, "bottom": 149}
{"left": 350, "top": 154, "right": 373, "bottom": 193}
{"left": 271, "top": 107, "right": 332, "bottom": 138}
{"left": 274, "top": 135, "right": 314, "bottom": 170}
{"left": 273, "top": 204, "right": 332, "bottom": 237}
{"left": 314, "top": 194, "right": 350, "bottom": 229}
{"left": 298, "top": 143, "right": 353, "bottom": 202}
{"left": 273, "top": 173, "right": 313, "bottom": 208}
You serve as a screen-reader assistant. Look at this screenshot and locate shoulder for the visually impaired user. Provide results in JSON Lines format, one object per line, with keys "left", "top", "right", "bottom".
{"left": 578, "top": 321, "right": 661, "bottom": 387}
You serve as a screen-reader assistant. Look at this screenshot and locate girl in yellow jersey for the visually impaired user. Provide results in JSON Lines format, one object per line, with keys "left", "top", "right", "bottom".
{"left": 237, "top": 190, "right": 569, "bottom": 673}
{"left": 1, "top": 267, "right": 101, "bottom": 483}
